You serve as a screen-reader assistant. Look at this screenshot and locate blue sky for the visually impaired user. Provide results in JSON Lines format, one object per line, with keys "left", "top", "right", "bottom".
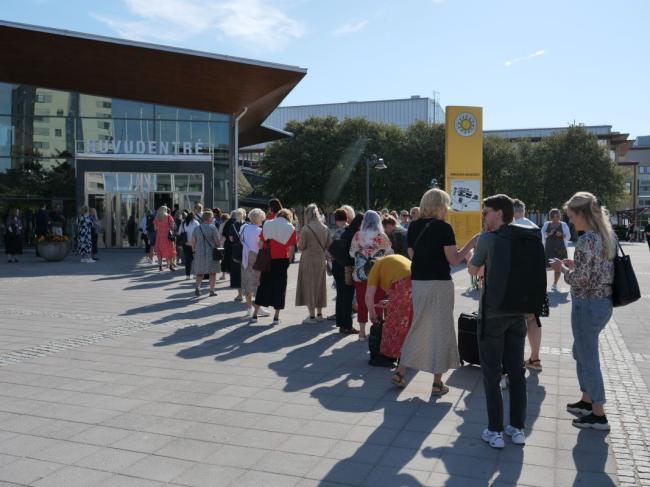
{"left": 3, "top": 0, "right": 649, "bottom": 137}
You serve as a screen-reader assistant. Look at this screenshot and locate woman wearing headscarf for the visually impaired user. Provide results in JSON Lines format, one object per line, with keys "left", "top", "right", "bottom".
{"left": 349, "top": 210, "right": 393, "bottom": 340}
{"left": 154, "top": 205, "right": 177, "bottom": 271}
{"left": 252, "top": 208, "right": 297, "bottom": 324}
{"left": 296, "top": 204, "right": 332, "bottom": 322}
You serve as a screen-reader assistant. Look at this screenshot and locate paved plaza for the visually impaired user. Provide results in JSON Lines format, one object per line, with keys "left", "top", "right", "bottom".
{"left": 0, "top": 243, "right": 649, "bottom": 486}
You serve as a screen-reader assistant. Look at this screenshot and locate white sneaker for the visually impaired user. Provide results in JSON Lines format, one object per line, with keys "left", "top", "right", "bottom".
{"left": 258, "top": 308, "right": 271, "bottom": 317}
{"left": 303, "top": 316, "right": 318, "bottom": 324}
{"left": 185, "top": 276, "right": 191, "bottom": 280}
{"left": 505, "top": 425, "right": 526, "bottom": 445}
{"left": 481, "top": 429, "right": 505, "bottom": 449}
{"left": 246, "top": 308, "right": 253, "bottom": 317}
{"left": 500, "top": 375, "right": 509, "bottom": 390}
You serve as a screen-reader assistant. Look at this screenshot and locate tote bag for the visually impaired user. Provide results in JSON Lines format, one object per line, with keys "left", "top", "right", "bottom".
{"left": 612, "top": 240, "right": 641, "bottom": 307}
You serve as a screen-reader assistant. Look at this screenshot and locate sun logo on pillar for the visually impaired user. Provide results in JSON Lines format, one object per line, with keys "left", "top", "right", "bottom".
{"left": 454, "top": 112, "right": 478, "bottom": 137}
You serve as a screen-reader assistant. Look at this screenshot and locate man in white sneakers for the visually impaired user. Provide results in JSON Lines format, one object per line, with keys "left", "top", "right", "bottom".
{"left": 469, "top": 195, "right": 527, "bottom": 449}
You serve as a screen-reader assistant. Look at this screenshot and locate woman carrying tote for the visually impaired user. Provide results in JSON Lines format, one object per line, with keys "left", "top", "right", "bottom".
{"left": 394, "top": 188, "right": 477, "bottom": 395}
{"left": 550, "top": 192, "right": 615, "bottom": 430}
{"left": 296, "top": 204, "right": 332, "bottom": 323}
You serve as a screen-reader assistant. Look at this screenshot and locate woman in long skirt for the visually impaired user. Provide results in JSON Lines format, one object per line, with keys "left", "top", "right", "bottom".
{"left": 394, "top": 189, "right": 477, "bottom": 395}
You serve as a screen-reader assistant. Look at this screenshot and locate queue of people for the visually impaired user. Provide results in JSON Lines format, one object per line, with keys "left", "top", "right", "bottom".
{"left": 3, "top": 189, "right": 622, "bottom": 450}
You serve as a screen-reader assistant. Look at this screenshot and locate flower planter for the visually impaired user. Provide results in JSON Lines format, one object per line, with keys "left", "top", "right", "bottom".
{"left": 37, "top": 241, "right": 70, "bottom": 262}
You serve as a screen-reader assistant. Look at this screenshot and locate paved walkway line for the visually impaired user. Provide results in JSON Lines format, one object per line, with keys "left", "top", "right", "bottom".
{"left": 602, "top": 318, "right": 650, "bottom": 486}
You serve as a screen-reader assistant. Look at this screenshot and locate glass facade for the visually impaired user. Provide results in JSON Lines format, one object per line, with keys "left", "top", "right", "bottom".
{"left": 0, "top": 82, "right": 232, "bottom": 209}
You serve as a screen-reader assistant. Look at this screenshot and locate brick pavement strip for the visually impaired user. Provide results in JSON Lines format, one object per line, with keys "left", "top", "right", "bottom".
{"left": 0, "top": 247, "right": 649, "bottom": 485}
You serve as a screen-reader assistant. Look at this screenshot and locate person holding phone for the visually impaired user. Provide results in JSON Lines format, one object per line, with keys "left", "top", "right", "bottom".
{"left": 541, "top": 209, "right": 571, "bottom": 291}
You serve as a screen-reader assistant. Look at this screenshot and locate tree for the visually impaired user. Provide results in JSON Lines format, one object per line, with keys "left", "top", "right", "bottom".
{"left": 532, "top": 126, "right": 626, "bottom": 212}
{"left": 260, "top": 117, "right": 441, "bottom": 210}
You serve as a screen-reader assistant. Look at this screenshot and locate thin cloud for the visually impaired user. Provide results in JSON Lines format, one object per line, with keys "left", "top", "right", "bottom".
{"left": 92, "top": 0, "right": 305, "bottom": 50}
{"left": 333, "top": 20, "right": 368, "bottom": 35}
{"left": 504, "top": 49, "right": 546, "bottom": 68}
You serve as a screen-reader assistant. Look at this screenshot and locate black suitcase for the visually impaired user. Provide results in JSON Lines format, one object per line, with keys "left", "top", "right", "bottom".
{"left": 458, "top": 312, "right": 481, "bottom": 366}
{"left": 368, "top": 320, "right": 396, "bottom": 367}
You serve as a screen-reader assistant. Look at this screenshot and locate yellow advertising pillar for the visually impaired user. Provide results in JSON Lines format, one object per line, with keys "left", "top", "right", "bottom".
{"left": 444, "top": 106, "right": 483, "bottom": 246}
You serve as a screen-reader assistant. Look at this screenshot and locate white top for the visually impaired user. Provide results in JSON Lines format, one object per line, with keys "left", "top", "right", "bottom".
{"left": 179, "top": 219, "right": 200, "bottom": 244}
{"left": 541, "top": 220, "right": 571, "bottom": 245}
{"left": 515, "top": 217, "right": 538, "bottom": 229}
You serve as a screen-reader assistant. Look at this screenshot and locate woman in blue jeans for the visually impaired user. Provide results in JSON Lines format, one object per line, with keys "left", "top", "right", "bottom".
{"left": 550, "top": 191, "right": 615, "bottom": 430}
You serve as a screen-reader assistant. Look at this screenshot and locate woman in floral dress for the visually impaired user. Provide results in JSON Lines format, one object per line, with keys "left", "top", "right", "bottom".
{"left": 77, "top": 206, "right": 94, "bottom": 263}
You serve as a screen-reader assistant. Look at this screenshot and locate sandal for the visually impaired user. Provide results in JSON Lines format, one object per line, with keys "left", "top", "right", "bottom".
{"left": 431, "top": 382, "right": 449, "bottom": 396}
{"left": 392, "top": 371, "right": 406, "bottom": 388}
{"left": 525, "top": 359, "right": 542, "bottom": 371}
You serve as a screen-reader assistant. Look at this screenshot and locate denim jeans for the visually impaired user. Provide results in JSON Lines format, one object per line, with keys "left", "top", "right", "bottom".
{"left": 571, "top": 296, "right": 613, "bottom": 406}
{"left": 478, "top": 315, "right": 527, "bottom": 432}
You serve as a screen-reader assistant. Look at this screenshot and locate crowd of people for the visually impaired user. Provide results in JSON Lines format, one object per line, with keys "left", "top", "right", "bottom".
{"left": 2, "top": 188, "right": 624, "bottom": 450}
{"left": 142, "top": 188, "right": 619, "bottom": 449}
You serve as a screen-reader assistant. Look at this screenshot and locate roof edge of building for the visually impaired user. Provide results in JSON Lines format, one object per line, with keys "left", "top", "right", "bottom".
{"left": 0, "top": 19, "right": 307, "bottom": 74}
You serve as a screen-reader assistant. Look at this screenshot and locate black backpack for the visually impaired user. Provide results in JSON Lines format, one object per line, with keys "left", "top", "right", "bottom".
{"left": 146, "top": 214, "right": 155, "bottom": 232}
{"left": 485, "top": 224, "right": 547, "bottom": 315}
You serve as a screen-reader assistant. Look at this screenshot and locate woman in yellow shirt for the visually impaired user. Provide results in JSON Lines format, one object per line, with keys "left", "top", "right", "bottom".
{"left": 366, "top": 254, "right": 413, "bottom": 361}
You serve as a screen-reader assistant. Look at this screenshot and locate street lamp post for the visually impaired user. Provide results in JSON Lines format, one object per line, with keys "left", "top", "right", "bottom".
{"left": 366, "top": 154, "right": 387, "bottom": 210}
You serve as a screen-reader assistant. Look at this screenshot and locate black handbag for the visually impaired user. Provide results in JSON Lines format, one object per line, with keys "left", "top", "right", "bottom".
{"left": 199, "top": 226, "right": 223, "bottom": 262}
{"left": 167, "top": 229, "right": 176, "bottom": 242}
{"left": 612, "top": 240, "right": 641, "bottom": 307}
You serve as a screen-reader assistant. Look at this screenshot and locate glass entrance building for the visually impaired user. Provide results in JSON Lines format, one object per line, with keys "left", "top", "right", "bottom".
{"left": 0, "top": 21, "right": 306, "bottom": 247}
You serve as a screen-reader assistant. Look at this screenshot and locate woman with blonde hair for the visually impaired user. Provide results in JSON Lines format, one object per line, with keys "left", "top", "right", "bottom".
{"left": 240, "top": 208, "right": 266, "bottom": 316}
{"left": 296, "top": 204, "right": 332, "bottom": 322}
{"left": 394, "top": 188, "right": 477, "bottom": 395}
{"left": 154, "top": 205, "right": 177, "bottom": 271}
{"left": 550, "top": 192, "right": 615, "bottom": 430}
{"left": 191, "top": 210, "right": 221, "bottom": 296}
{"left": 253, "top": 208, "right": 297, "bottom": 324}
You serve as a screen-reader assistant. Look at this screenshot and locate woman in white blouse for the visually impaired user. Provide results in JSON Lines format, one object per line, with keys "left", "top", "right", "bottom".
{"left": 240, "top": 208, "right": 266, "bottom": 316}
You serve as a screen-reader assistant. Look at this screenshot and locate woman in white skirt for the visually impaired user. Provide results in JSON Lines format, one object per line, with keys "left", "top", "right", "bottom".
{"left": 393, "top": 188, "right": 478, "bottom": 395}
{"left": 240, "top": 208, "right": 266, "bottom": 316}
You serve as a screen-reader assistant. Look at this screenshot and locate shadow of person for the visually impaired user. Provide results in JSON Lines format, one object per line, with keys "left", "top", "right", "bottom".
{"left": 323, "top": 397, "right": 453, "bottom": 486}
{"left": 209, "top": 322, "right": 336, "bottom": 364}
{"left": 154, "top": 316, "right": 247, "bottom": 348}
{"left": 548, "top": 291, "right": 570, "bottom": 307}
{"left": 571, "top": 430, "right": 616, "bottom": 486}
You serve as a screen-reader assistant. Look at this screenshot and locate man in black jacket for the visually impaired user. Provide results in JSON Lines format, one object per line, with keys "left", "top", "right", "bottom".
{"left": 383, "top": 216, "right": 409, "bottom": 258}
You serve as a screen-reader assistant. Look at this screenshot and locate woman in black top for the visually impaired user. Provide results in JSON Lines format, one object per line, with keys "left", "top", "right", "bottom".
{"left": 394, "top": 189, "right": 477, "bottom": 395}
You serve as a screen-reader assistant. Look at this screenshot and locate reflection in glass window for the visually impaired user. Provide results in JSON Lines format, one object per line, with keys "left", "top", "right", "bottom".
{"left": 0, "top": 83, "right": 14, "bottom": 115}
{"left": 86, "top": 173, "right": 105, "bottom": 191}
{"left": 0, "top": 115, "right": 12, "bottom": 157}
{"left": 174, "top": 174, "right": 189, "bottom": 191}
{"left": 188, "top": 174, "right": 203, "bottom": 192}
{"left": 156, "top": 174, "right": 172, "bottom": 191}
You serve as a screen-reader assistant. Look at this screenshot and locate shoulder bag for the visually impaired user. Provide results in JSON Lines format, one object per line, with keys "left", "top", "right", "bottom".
{"left": 612, "top": 239, "right": 641, "bottom": 307}
{"left": 199, "top": 226, "right": 224, "bottom": 262}
{"left": 305, "top": 225, "right": 332, "bottom": 275}
{"left": 253, "top": 239, "right": 272, "bottom": 272}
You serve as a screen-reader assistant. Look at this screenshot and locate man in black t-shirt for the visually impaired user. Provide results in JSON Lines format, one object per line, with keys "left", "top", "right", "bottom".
{"left": 645, "top": 223, "right": 650, "bottom": 251}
